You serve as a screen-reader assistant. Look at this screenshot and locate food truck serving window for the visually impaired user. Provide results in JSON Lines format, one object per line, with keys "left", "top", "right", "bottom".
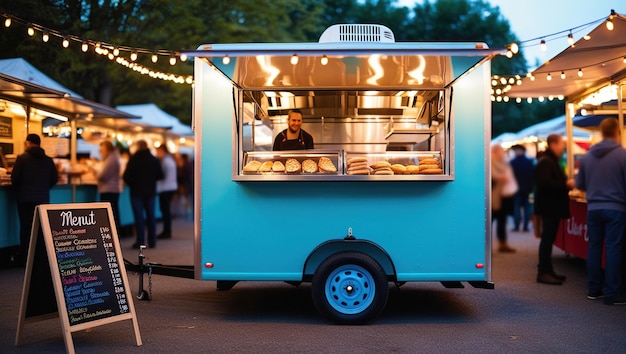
{"left": 235, "top": 88, "right": 453, "bottom": 181}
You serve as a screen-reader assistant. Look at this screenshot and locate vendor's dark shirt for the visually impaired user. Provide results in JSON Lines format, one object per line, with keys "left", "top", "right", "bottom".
{"left": 534, "top": 149, "right": 569, "bottom": 218}
{"left": 272, "top": 129, "right": 314, "bottom": 151}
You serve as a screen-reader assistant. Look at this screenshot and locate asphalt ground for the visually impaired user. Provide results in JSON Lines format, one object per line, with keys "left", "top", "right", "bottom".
{"left": 1, "top": 217, "right": 625, "bottom": 353}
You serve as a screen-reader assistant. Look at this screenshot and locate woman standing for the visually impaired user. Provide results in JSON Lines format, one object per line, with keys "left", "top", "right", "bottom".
{"left": 156, "top": 144, "right": 178, "bottom": 239}
{"left": 491, "top": 144, "right": 518, "bottom": 253}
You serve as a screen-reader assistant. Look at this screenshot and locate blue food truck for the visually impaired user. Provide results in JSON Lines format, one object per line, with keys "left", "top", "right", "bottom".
{"left": 184, "top": 24, "right": 503, "bottom": 323}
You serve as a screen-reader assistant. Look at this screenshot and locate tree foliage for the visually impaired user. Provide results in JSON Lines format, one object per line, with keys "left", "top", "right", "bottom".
{"left": 0, "top": 0, "right": 562, "bottom": 135}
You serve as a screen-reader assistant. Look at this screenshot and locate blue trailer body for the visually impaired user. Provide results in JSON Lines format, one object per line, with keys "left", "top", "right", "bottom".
{"left": 188, "top": 27, "right": 503, "bottom": 322}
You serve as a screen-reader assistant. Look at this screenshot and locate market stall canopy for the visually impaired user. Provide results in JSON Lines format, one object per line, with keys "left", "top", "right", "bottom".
{"left": 116, "top": 103, "right": 193, "bottom": 136}
{"left": 515, "top": 115, "right": 591, "bottom": 140}
{"left": 507, "top": 11, "right": 626, "bottom": 100}
{"left": 0, "top": 58, "right": 137, "bottom": 120}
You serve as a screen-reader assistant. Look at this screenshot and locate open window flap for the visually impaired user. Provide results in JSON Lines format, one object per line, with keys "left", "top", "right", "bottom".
{"left": 189, "top": 42, "right": 504, "bottom": 90}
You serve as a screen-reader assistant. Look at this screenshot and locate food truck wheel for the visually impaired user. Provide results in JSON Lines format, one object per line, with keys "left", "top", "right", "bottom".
{"left": 312, "top": 252, "right": 388, "bottom": 324}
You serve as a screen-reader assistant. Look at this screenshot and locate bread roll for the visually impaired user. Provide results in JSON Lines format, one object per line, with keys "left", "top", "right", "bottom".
{"left": 347, "top": 162, "right": 369, "bottom": 171}
{"left": 285, "top": 158, "right": 301, "bottom": 173}
{"left": 406, "top": 165, "right": 420, "bottom": 174}
{"left": 347, "top": 168, "right": 370, "bottom": 175}
{"left": 272, "top": 161, "right": 285, "bottom": 172}
{"left": 243, "top": 160, "right": 262, "bottom": 173}
{"left": 259, "top": 161, "right": 273, "bottom": 172}
{"left": 347, "top": 157, "right": 368, "bottom": 165}
{"left": 391, "top": 164, "right": 407, "bottom": 174}
{"left": 374, "top": 169, "right": 394, "bottom": 175}
{"left": 302, "top": 159, "right": 318, "bottom": 173}
{"left": 370, "top": 161, "right": 392, "bottom": 169}
{"left": 318, "top": 157, "right": 337, "bottom": 173}
{"left": 418, "top": 164, "right": 440, "bottom": 172}
{"left": 419, "top": 158, "right": 440, "bottom": 165}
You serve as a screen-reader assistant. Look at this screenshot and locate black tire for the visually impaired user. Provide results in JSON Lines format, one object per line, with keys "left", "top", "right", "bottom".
{"left": 311, "top": 252, "right": 388, "bottom": 324}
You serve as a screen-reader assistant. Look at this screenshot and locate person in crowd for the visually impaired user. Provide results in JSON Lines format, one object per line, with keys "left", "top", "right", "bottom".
{"left": 491, "top": 144, "right": 518, "bottom": 253}
{"left": 10, "top": 133, "right": 58, "bottom": 265}
{"left": 156, "top": 144, "right": 178, "bottom": 239}
{"left": 272, "top": 109, "right": 314, "bottom": 151}
{"left": 534, "top": 134, "right": 574, "bottom": 285}
{"left": 175, "top": 152, "right": 193, "bottom": 219}
{"left": 575, "top": 118, "right": 626, "bottom": 305}
{"left": 123, "top": 140, "right": 163, "bottom": 249}
{"left": 510, "top": 144, "right": 535, "bottom": 232}
{"left": 91, "top": 140, "right": 122, "bottom": 230}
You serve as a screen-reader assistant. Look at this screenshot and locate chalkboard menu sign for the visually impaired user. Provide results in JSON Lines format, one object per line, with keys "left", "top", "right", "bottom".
{"left": 49, "top": 208, "right": 129, "bottom": 324}
{"left": 16, "top": 203, "right": 141, "bottom": 354}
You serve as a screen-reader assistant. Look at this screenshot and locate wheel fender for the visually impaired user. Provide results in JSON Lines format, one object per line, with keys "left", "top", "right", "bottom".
{"left": 303, "top": 239, "right": 396, "bottom": 282}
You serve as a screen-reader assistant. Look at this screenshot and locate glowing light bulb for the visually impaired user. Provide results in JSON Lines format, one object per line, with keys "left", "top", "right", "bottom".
{"left": 584, "top": 35, "right": 591, "bottom": 40}
{"left": 540, "top": 39, "right": 547, "bottom": 52}
{"left": 4, "top": 17, "right": 11, "bottom": 28}
{"left": 320, "top": 55, "right": 328, "bottom": 65}
{"left": 606, "top": 19, "right": 614, "bottom": 31}
{"left": 511, "top": 43, "right": 519, "bottom": 54}
{"left": 506, "top": 50, "right": 513, "bottom": 58}
{"left": 560, "top": 71, "right": 566, "bottom": 79}
{"left": 27, "top": 24, "right": 35, "bottom": 36}
{"left": 62, "top": 37, "right": 70, "bottom": 48}
{"left": 547, "top": 73, "right": 552, "bottom": 81}
{"left": 113, "top": 47, "right": 119, "bottom": 56}
{"left": 567, "top": 33, "right": 574, "bottom": 46}
{"left": 169, "top": 56, "right": 176, "bottom": 65}
{"left": 516, "top": 97, "right": 522, "bottom": 104}
{"left": 290, "top": 54, "right": 299, "bottom": 65}
{"left": 222, "top": 55, "right": 230, "bottom": 65}
{"left": 527, "top": 97, "right": 533, "bottom": 104}
{"left": 180, "top": 53, "right": 188, "bottom": 62}
{"left": 130, "top": 52, "right": 138, "bottom": 61}
{"left": 151, "top": 53, "right": 158, "bottom": 63}
{"left": 42, "top": 32, "right": 49, "bottom": 42}
{"left": 578, "top": 69, "right": 583, "bottom": 77}
{"left": 81, "top": 42, "right": 89, "bottom": 52}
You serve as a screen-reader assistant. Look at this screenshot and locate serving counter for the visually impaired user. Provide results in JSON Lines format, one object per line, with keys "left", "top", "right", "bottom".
{"left": 554, "top": 198, "right": 591, "bottom": 262}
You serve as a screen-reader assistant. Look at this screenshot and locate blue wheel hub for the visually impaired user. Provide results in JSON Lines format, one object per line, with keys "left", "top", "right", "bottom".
{"left": 325, "top": 264, "right": 375, "bottom": 315}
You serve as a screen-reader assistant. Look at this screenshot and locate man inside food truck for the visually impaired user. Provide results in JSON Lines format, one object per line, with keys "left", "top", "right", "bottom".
{"left": 272, "top": 109, "right": 314, "bottom": 151}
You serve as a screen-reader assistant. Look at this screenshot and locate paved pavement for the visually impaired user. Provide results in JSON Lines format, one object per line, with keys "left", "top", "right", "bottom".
{"left": 1, "top": 217, "right": 625, "bottom": 353}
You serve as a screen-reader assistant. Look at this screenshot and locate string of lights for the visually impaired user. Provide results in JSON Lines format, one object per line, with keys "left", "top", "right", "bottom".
{"left": 1, "top": 10, "right": 622, "bottom": 93}
{"left": 0, "top": 12, "right": 193, "bottom": 85}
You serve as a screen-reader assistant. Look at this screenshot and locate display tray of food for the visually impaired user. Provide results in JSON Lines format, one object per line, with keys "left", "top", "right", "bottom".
{"left": 242, "top": 151, "right": 340, "bottom": 175}
{"left": 344, "top": 151, "right": 444, "bottom": 176}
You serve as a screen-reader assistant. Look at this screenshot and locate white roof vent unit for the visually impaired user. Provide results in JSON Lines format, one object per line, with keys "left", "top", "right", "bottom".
{"left": 319, "top": 24, "right": 395, "bottom": 43}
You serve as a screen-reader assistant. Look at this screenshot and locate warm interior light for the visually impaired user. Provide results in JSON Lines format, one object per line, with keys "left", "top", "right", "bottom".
{"left": 151, "top": 53, "right": 158, "bottom": 63}
{"left": 62, "top": 37, "right": 70, "bottom": 48}
{"left": 27, "top": 24, "right": 35, "bottom": 36}
{"left": 320, "top": 55, "right": 328, "bottom": 65}
{"left": 547, "top": 73, "right": 552, "bottom": 81}
{"left": 606, "top": 19, "right": 614, "bottom": 31}
{"left": 222, "top": 55, "right": 230, "bottom": 65}
{"left": 130, "top": 52, "right": 138, "bottom": 61}
{"left": 4, "top": 17, "right": 11, "bottom": 28}
{"left": 42, "top": 31, "right": 49, "bottom": 42}
{"left": 81, "top": 42, "right": 89, "bottom": 52}
{"left": 578, "top": 69, "right": 583, "bottom": 77}
{"left": 169, "top": 56, "right": 176, "bottom": 65}
{"left": 290, "top": 54, "right": 299, "bottom": 65}
{"left": 540, "top": 39, "right": 547, "bottom": 51}
{"left": 560, "top": 71, "right": 566, "bottom": 79}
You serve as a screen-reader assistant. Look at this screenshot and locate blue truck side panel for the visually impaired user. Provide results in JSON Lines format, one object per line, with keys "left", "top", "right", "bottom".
{"left": 195, "top": 60, "right": 490, "bottom": 282}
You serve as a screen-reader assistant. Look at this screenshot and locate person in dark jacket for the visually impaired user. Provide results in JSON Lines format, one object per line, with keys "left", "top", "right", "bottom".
{"left": 534, "top": 134, "right": 574, "bottom": 285}
{"left": 10, "top": 133, "right": 58, "bottom": 264}
{"left": 123, "top": 140, "right": 164, "bottom": 249}
{"left": 510, "top": 145, "right": 535, "bottom": 232}
{"left": 576, "top": 118, "right": 626, "bottom": 305}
